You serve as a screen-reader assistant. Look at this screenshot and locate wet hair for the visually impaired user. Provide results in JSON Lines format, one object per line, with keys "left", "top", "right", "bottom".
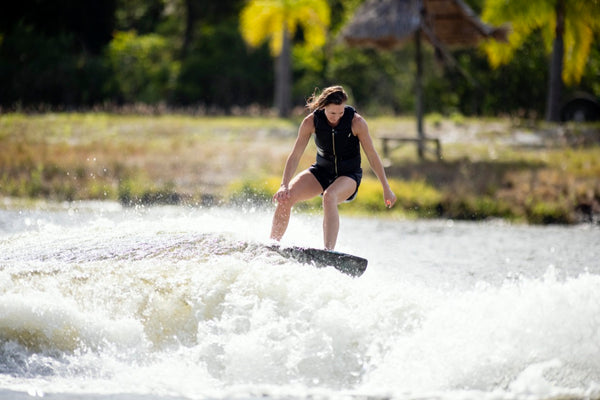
{"left": 305, "top": 86, "right": 348, "bottom": 112}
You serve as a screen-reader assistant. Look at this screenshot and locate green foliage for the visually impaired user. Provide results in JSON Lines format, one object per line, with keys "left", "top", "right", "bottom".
{"left": 579, "top": 43, "right": 600, "bottom": 99}
{"left": 526, "top": 199, "right": 574, "bottom": 224}
{"left": 227, "top": 176, "right": 281, "bottom": 206}
{"left": 429, "top": 32, "right": 548, "bottom": 117}
{"left": 326, "top": 45, "right": 418, "bottom": 114}
{"left": 0, "top": 23, "right": 112, "bottom": 107}
{"left": 2, "top": 113, "right": 599, "bottom": 224}
{"left": 331, "top": 178, "right": 443, "bottom": 216}
{"left": 107, "top": 30, "right": 180, "bottom": 104}
{"left": 426, "top": 112, "right": 444, "bottom": 127}
{"left": 174, "top": 21, "right": 273, "bottom": 107}
{"left": 225, "top": 176, "right": 444, "bottom": 216}
{"left": 441, "top": 195, "right": 516, "bottom": 221}
{"left": 482, "top": 0, "right": 600, "bottom": 85}
{"left": 392, "top": 179, "right": 444, "bottom": 214}
{"left": 118, "top": 178, "right": 180, "bottom": 206}
{"left": 548, "top": 146, "right": 600, "bottom": 177}
{"left": 1, "top": 0, "right": 599, "bottom": 117}
{"left": 225, "top": 176, "right": 320, "bottom": 212}
{"left": 292, "top": 45, "right": 327, "bottom": 103}
{"left": 114, "top": 0, "right": 165, "bottom": 34}
{"left": 327, "top": 0, "right": 364, "bottom": 33}
{"left": 0, "top": 0, "right": 115, "bottom": 54}
{"left": 343, "top": 178, "right": 390, "bottom": 212}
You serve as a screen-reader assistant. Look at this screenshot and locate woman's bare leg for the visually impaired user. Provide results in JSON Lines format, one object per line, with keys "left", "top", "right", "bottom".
{"left": 270, "top": 170, "right": 322, "bottom": 241}
{"left": 321, "top": 176, "right": 357, "bottom": 250}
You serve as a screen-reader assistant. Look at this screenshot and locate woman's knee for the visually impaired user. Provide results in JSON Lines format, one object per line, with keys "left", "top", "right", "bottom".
{"left": 275, "top": 198, "right": 294, "bottom": 213}
{"left": 322, "top": 189, "right": 339, "bottom": 208}
{"left": 322, "top": 179, "right": 355, "bottom": 206}
{"left": 284, "top": 188, "right": 302, "bottom": 206}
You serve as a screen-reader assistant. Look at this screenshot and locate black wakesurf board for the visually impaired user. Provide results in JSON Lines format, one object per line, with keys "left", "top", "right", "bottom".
{"left": 266, "top": 245, "right": 367, "bottom": 277}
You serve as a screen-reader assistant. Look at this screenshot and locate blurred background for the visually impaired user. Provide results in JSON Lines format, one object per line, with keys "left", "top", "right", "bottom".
{"left": 1, "top": 0, "right": 599, "bottom": 224}
{"left": 1, "top": 0, "right": 598, "bottom": 120}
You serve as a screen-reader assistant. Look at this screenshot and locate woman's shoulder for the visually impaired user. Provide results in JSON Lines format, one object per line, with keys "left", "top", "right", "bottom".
{"left": 299, "top": 113, "right": 316, "bottom": 131}
{"left": 351, "top": 109, "right": 365, "bottom": 122}
{"left": 351, "top": 111, "right": 368, "bottom": 130}
{"left": 303, "top": 112, "right": 316, "bottom": 124}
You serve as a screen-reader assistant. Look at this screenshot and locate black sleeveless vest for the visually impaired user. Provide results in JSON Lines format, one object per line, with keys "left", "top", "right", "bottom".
{"left": 313, "top": 106, "right": 361, "bottom": 174}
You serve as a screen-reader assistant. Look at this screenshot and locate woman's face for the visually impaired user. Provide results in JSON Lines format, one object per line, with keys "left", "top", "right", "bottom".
{"left": 324, "top": 103, "right": 345, "bottom": 126}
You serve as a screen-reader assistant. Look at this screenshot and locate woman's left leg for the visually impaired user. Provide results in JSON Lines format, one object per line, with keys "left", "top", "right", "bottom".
{"left": 321, "top": 176, "right": 357, "bottom": 250}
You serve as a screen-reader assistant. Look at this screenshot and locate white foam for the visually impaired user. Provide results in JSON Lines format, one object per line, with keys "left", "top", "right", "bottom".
{"left": 0, "top": 204, "right": 599, "bottom": 400}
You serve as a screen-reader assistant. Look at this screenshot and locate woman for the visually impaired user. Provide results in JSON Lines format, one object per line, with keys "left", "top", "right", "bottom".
{"left": 270, "top": 85, "right": 396, "bottom": 250}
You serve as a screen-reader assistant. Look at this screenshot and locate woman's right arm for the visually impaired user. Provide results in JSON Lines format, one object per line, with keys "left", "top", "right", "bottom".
{"left": 273, "top": 115, "right": 314, "bottom": 202}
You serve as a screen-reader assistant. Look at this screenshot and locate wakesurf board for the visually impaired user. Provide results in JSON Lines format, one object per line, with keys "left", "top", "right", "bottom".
{"left": 266, "top": 245, "right": 367, "bottom": 277}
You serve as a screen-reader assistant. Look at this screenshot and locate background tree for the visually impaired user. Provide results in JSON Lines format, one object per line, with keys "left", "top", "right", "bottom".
{"left": 0, "top": 0, "right": 116, "bottom": 107}
{"left": 239, "top": 0, "right": 330, "bottom": 117}
{"left": 179, "top": 0, "right": 245, "bottom": 59}
{"left": 107, "top": 30, "right": 179, "bottom": 104}
{"left": 481, "top": 0, "right": 600, "bottom": 121}
{"left": 3, "top": 0, "right": 598, "bottom": 116}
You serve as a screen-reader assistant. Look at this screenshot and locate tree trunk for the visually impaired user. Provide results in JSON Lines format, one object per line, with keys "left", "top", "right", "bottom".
{"left": 275, "top": 28, "right": 292, "bottom": 118}
{"left": 545, "top": 0, "right": 565, "bottom": 122}
{"left": 180, "top": 0, "right": 195, "bottom": 59}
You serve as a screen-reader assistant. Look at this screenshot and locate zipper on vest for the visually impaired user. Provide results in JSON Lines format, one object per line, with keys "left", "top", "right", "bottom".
{"left": 332, "top": 128, "right": 338, "bottom": 176}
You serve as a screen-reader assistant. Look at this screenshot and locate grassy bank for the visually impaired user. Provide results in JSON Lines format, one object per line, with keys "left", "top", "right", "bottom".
{"left": 1, "top": 112, "right": 598, "bottom": 224}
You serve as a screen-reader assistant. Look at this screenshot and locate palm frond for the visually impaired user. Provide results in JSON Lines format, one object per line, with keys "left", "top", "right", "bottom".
{"left": 240, "top": 0, "right": 330, "bottom": 57}
{"left": 240, "top": 1, "right": 280, "bottom": 48}
{"left": 562, "top": 0, "right": 597, "bottom": 85}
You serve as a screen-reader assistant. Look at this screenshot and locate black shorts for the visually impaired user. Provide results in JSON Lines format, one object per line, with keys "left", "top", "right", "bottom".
{"left": 308, "top": 163, "right": 362, "bottom": 202}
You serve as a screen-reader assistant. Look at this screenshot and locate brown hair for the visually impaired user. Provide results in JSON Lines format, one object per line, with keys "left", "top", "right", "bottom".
{"left": 305, "top": 85, "right": 348, "bottom": 112}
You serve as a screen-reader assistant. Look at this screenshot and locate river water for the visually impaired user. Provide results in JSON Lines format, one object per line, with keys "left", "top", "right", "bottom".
{"left": 0, "top": 201, "right": 599, "bottom": 400}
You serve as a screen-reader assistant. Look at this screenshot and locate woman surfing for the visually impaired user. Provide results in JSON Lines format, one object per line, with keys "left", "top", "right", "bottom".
{"left": 270, "top": 85, "right": 396, "bottom": 250}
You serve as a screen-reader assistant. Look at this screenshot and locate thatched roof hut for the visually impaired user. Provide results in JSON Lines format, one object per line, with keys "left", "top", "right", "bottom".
{"left": 343, "top": 0, "right": 507, "bottom": 50}
{"left": 342, "top": 0, "right": 421, "bottom": 49}
{"left": 342, "top": 0, "right": 507, "bottom": 159}
{"left": 422, "top": 0, "right": 507, "bottom": 45}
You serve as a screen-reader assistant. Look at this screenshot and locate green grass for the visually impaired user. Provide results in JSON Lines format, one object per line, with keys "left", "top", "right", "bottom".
{"left": 1, "top": 112, "right": 599, "bottom": 224}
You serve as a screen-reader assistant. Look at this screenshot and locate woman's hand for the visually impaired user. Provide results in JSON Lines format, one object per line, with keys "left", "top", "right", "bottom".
{"left": 273, "top": 185, "right": 291, "bottom": 203}
{"left": 384, "top": 187, "right": 397, "bottom": 208}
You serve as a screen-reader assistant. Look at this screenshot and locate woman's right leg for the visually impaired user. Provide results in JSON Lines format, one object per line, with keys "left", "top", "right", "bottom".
{"left": 270, "top": 170, "right": 322, "bottom": 241}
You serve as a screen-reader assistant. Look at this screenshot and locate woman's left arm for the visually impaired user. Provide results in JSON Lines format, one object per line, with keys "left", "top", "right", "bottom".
{"left": 353, "top": 114, "right": 397, "bottom": 208}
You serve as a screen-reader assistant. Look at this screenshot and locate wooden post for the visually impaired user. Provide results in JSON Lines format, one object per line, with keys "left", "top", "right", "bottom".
{"left": 415, "top": 27, "right": 425, "bottom": 160}
{"left": 382, "top": 138, "right": 389, "bottom": 158}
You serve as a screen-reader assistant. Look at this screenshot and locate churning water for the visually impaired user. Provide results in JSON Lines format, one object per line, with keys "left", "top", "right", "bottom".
{"left": 0, "top": 201, "right": 599, "bottom": 400}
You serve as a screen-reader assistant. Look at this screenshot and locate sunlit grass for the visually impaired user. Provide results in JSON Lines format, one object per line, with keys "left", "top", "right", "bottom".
{"left": 1, "top": 112, "right": 598, "bottom": 224}
{"left": 0, "top": 112, "right": 297, "bottom": 202}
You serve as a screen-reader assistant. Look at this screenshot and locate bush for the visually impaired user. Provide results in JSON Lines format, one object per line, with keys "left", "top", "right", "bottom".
{"left": 118, "top": 177, "right": 180, "bottom": 206}
{"left": 441, "top": 195, "right": 515, "bottom": 221}
{"left": 227, "top": 176, "right": 281, "bottom": 206}
{"left": 342, "top": 177, "right": 443, "bottom": 216}
{"left": 526, "top": 200, "right": 574, "bottom": 224}
{"left": 0, "top": 24, "right": 112, "bottom": 107}
{"left": 107, "top": 31, "right": 180, "bottom": 104}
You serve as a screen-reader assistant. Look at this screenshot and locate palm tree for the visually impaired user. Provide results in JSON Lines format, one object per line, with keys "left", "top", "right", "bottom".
{"left": 240, "top": 0, "right": 330, "bottom": 117}
{"left": 481, "top": 0, "right": 600, "bottom": 121}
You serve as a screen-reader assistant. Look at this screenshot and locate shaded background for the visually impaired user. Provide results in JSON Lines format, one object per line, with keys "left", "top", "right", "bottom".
{"left": 1, "top": 0, "right": 599, "bottom": 119}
